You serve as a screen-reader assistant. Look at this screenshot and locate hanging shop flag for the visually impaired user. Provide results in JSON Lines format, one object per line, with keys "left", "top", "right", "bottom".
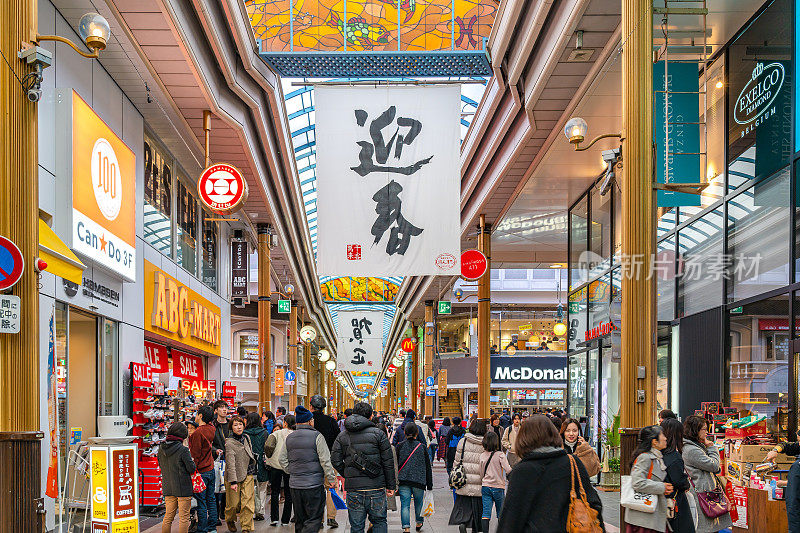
{"left": 336, "top": 310, "right": 384, "bottom": 372}
{"left": 172, "top": 350, "right": 205, "bottom": 380}
{"left": 231, "top": 240, "right": 248, "bottom": 299}
{"left": 45, "top": 308, "right": 59, "bottom": 498}
{"left": 653, "top": 61, "right": 701, "bottom": 207}
{"left": 315, "top": 85, "right": 461, "bottom": 276}
{"left": 275, "top": 367, "right": 285, "bottom": 396}
{"left": 144, "top": 341, "right": 169, "bottom": 373}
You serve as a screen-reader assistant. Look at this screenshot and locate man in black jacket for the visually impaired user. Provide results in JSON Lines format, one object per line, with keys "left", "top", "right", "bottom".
{"left": 310, "top": 394, "right": 341, "bottom": 528}
{"left": 331, "top": 402, "right": 396, "bottom": 533}
{"left": 766, "top": 438, "right": 800, "bottom": 532}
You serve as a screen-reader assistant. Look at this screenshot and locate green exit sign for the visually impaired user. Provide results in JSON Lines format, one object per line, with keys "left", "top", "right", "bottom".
{"left": 278, "top": 299, "right": 291, "bottom": 314}
{"left": 438, "top": 301, "right": 452, "bottom": 315}
{"left": 731, "top": 306, "right": 743, "bottom": 314}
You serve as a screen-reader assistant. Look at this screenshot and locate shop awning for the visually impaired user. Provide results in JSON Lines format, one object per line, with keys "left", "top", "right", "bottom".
{"left": 39, "top": 219, "right": 85, "bottom": 284}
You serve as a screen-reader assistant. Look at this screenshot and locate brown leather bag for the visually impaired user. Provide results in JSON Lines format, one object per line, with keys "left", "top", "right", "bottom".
{"left": 566, "top": 454, "right": 603, "bottom": 533}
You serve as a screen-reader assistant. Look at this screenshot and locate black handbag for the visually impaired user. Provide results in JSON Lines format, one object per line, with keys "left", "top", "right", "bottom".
{"left": 344, "top": 434, "right": 382, "bottom": 478}
{"left": 448, "top": 440, "right": 468, "bottom": 489}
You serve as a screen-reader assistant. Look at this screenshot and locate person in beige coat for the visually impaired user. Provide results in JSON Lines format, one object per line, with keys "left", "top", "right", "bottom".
{"left": 225, "top": 415, "right": 256, "bottom": 533}
{"left": 501, "top": 413, "right": 522, "bottom": 466}
{"left": 560, "top": 418, "right": 601, "bottom": 477}
{"left": 448, "top": 418, "right": 488, "bottom": 533}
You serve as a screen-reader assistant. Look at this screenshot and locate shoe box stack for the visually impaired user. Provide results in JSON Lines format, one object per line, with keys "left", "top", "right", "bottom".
{"left": 131, "top": 361, "right": 167, "bottom": 507}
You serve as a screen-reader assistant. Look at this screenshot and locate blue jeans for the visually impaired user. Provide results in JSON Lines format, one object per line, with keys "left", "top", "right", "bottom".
{"left": 346, "top": 488, "right": 387, "bottom": 533}
{"left": 195, "top": 470, "right": 218, "bottom": 532}
{"left": 398, "top": 485, "right": 425, "bottom": 529}
{"left": 428, "top": 443, "right": 437, "bottom": 463}
{"left": 481, "top": 486, "right": 504, "bottom": 519}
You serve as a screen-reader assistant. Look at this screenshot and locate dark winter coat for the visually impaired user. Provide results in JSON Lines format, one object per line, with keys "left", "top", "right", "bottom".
{"left": 212, "top": 418, "right": 230, "bottom": 459}
{"left": 157, "top": 439, "right": 196, "bottom": 498}
{"left": 331, "top": 414, "right": 397, "bottom": 491}
{"left": 244, "top": 426, "right": 269, "bottom": 482}
{"left": 497, "top": 447, "right": 605, "bottom": 533}
{"left": 663, "top": 449, "right": 695, "bottom": 533}
{"left": 312, "top": 410, "right": 340, "bottom": 450}
{"left": 396, "top": 437, "right": 433, "bottom": 490}
{"left": 782, "top": 442, "right": 800, "bottom": 533}
{"left": 445, "top": 425, "right": 466, "bottom": 468}
{"left": 391, "top": 410, "right": 426, "bottom": 447}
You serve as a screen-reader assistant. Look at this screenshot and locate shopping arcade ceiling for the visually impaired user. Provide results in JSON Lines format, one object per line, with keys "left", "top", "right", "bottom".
{"left": 245, "top": 0, "right": 498, "bottom": 394}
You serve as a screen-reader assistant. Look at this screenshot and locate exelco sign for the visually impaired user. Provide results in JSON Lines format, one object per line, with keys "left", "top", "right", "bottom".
{"left": 734, "top": 62, "right": 785, "bottom": 133}
{"left": 490, "top": 356, "right": 568, "bottom": 386}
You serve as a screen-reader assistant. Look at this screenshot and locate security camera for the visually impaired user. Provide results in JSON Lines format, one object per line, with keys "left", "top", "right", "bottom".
{"left": 27, "top": 88, "right": 42, "bottom": 102}
{"left": 602, "top": 148, "right": 621, "bottom": 165}
{"left": 598, "top": 148, "right": 621, "bottom": 196}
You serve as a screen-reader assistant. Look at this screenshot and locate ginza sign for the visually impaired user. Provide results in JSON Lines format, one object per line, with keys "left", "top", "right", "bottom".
{"left": 315, "top": 86, "right": 461, "bottom": 276}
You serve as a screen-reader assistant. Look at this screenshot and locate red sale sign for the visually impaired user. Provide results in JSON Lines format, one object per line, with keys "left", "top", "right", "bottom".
{"left": 144, "top": 341, "right": 168, "bottom": 373}
{"left": 172, "top": 350, "right": 204, "bottom": 380}
{"left": 222, "top": 381, "right": 237, "bottom": 398}
{"left": 181, "top": 379, "right": 217, "bottom": 394}
{"left": 131, "top": 362, "right": 152, "bottom": 387}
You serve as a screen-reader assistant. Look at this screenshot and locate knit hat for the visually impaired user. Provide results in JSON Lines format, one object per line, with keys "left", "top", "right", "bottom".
{"left": 166, "top": 422, "right": 188, "bottom": 440}
{"left": 295, "top": 405, "right": 313, "bottom": 424}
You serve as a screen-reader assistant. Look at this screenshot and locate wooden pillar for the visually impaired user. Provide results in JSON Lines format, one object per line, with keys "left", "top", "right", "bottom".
{"left": 621, "top": 0, "right": 656, "bottom": 428}
{"left": 411, "top": 323, "right": 419, "bottom": 414}
{"left": 0, "top": 1, "right": 43, "bottom": 528}
{"left": 477, "top": 214, "right": 492, "bottom": 418}
{"left": 257, "top": 224, "right": 272, "bottom": 412}
{"left": 289, "top": 301, "right": 298, "bottom": 409}
{"left": 303, "top": 326, "right": 312, "bottom": 404}
{"left": 424, "top": 301, "right": 435, "bottom": 417}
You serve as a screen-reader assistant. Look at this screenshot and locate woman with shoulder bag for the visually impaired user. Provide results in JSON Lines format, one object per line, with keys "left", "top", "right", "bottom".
{"left": 396, "top": 423, "right": 433, "bottom": 533}
{"left": 158, "top": 422, "right": 197, "bottom": 533}
{"left": 502, "top": 413, "right": 522, "bottom": 466}
{"left": 448, "top": 418, "right": 489, "bottom": 533}
{"left": 479, "top": 431, "right": 512, "bottom": 532}
{"left": 660, "top": 418, "right": 694, "bottom": 532}
{"left": 243, "top": 412, "right": 269, "bottom": 522}
{"left": 224, "top": 415, "right": 257, "bottom": 533}
{"left": 682, "top": 415, "right": 732, "bottom": 532}
{"left": 623, "top": 425, "right": 673, "bottom": 533}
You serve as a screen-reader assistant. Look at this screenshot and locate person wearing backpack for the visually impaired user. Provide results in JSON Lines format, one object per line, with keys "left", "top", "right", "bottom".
{"left": 395, "top": 423, "right": 433, "bottom": 533}
{"left": 446, "top": 416, "right": 466, "bottom": 474}
{"left": 479, "top": 431, "right": 512, "bottom": 532}
{"left": 497, "top": 415, "right": 605, "bottom": 532}
{"left": 448, "top": 418, "right": 489, "bottom": 533}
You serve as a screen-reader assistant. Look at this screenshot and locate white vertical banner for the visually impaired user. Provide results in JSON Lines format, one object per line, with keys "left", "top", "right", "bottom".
{"left": 336, "top": 310, "right": 384, "bottom": 372}
{"left": 315, "top": 85, "right": 461, "bottom": 276}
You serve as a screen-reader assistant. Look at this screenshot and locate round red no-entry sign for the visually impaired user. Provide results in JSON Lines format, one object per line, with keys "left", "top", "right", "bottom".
{"left": 460, "top": 249, "right": 487, "bottom": 281}
{"left": 198, "top": 163, "right": 248, "bottom": 214}
{"left": 0, "top": 236, "right": 24, "bottom": 291}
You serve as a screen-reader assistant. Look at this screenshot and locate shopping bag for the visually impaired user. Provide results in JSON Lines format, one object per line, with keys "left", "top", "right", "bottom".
{"left": 191, "top": 470, "right": 206, "bottom": 493}
{"left": 421, "top": 490, "right": 435, "bottom": 518}
{"left": 214, "top": 459, "right": 225, "bottom": 493}
{"left": 620, "top": 475, "right": 657, "bottom": 513}
{"left": 329, "top": 488, "right": 347, "bottom": 510}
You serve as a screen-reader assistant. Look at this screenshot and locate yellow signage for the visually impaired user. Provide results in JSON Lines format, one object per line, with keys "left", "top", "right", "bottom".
{"left": 72, "top": 91, "right": 136, "bottom": 281}
{"left": 91, "top": 448, "right": 109, "bottom": 521}
{"left": 111, "top": 518, "right": 139, "bottom": 533}
{"left": 144, "top": 261, "right": 221, "bottom": 356}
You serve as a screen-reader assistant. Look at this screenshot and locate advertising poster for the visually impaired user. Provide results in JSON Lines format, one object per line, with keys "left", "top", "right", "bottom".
{"left": 45, "top": 307, "right": 60, "bottom": 498}
{"left": 731, "top": 485, "right": 748, "bottom": 529}
{"left": 91, "top": 448, "right": 109, "bottom": 521}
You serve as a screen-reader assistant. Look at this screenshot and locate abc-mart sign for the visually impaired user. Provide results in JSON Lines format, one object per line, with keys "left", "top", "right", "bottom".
{"left": 59, "top": 91, "right": 137, "bottom": 282}
{"left": 734, "top": 62, "right": 785, "bottom": 137}
{"left": 198, "top": 163, "right": 248, "bottom": 214}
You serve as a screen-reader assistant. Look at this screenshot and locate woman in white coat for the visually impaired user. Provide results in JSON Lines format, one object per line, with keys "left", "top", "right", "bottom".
{"left": 448, "top": 418, "right": 488, "bottom": 533}
{"left": 624, "top": 425, "right": 674, "bottom": 533}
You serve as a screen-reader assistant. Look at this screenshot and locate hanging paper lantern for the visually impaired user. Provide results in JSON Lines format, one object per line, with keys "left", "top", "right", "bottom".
{"left": 553, "top": 322, "right": 567, "bottom": 336}
{"left": 318, "top": 349, "right": 330, "bottom": 362}
{"left": 325, "top": 360, "right": 336, "bottom": 371}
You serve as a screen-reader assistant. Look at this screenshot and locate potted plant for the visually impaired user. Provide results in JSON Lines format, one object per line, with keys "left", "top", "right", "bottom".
{"left": 600, "top": 413, "right": 621, "bottom": 488}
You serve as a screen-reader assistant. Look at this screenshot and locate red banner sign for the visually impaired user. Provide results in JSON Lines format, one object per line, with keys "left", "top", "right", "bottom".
{"left": 111, "top": 448, "right": 137, "bottom": 520}
{"left": 181, "top": 379, "right": 217, "bottom": 394}
{"left": 131, "top": 362, "right": 153, "bottom": 387}
{"left": 172, "top": 350, "right": 204, "bottom": 380}
{"left": 222, "top": 381, "right": 237, "bottom": 398}
{"left": 460, "top": 249, "right": 488, "bottom": 281}
{"left": 144, "top": 341, "right": 169, "bottom": 373}
{"left": 401, "top": 337, "right": 416, "bottom": 352}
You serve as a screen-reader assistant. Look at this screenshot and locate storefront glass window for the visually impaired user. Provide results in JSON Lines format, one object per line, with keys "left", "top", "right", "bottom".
{"left": 570, "top": 196, "right": 588, "bottom": 290}
{"left": 703, "top": 55, "right": 726, "bottom": 200}
{"left": 728, "top": 168, "right": 791, "bottom": 302}
{"left": 143, "top": 136, "right": 172, "bottom": 255}
{"left": 656, "top": 341, "right": 669, "bottom": 412}
{"left": 589, "top": 187, "right": 611, "bottom": 278}
{"left": 239, "top": 332, "right": 259, "bottom": 360}
{"left": 728, "top": 294, "right": 790, "bottom": 436}
{"left": 176, "top": 174, "right": 198, "bottom": 276}
{"left": 568, "top": 351, "right": 587, "bottom": 419}
{"left": 599, "top": 346, "right": 620, "bottom": 440}
{"left": 726, "top": 0, "right": 791, "bottom": 194}
{"left": 677, "top": 208, "right": 723, "bottom": 317}
{"left": 795, "top": 162, "right": 800, "bottom": 283}
{"left": 587, "top": 348, "right": 599, "bottom": 445}
{"left": 657, "top": 236, "right": 676, "bottom": 322}
{"left": 588, "top": 275, "right": 610, "bottom": 331}
{"left": 568, "top": 288, "right": 588, "bottom": 351}
{"left": 99, "top": 318, "right": 119, "bottom": 416}
{"left": 202, "top": 211, "right": 218, "bottom": 291}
